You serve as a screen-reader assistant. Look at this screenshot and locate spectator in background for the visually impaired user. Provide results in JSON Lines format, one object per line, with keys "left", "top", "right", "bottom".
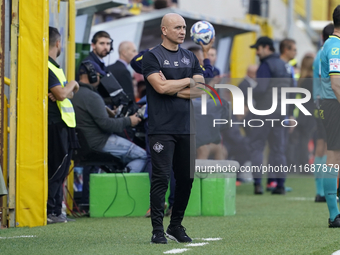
{"left": 280, "top": 38, "right": 297, "bottom": 84}
{"left": 249, "top": 36, "right": 292, "bottom": 195}
{"left": 208, "top": 47, "right": 221, "bottom": 77}
{"left": 126, "top": 0, "right": 144, "bottom": 15}
{"left": 107, "top": 41, "right": 137, "bottom": 103}
{"left": 280, "top": 39, "right": 297, "bottom": 60}
{"left": 292, "top": 55, "right": 316, "bottom": 167}
{"left": 121, "top": 0, "right": 155, "bottom": 16}
{"left": 82, "top": 31, "right": 113, "bottom": 73}
{"left": 107, "top": 41, "right": 138, "bottom": 141}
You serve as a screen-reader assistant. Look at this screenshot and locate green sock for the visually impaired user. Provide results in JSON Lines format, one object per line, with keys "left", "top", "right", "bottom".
{"left": 323, "top": 167, "right": 339, "bottom": 221}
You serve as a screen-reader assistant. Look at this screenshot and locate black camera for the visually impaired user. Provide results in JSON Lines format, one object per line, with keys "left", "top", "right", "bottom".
{"left": 97, "top": 72, "right": 138, "bottom": 117}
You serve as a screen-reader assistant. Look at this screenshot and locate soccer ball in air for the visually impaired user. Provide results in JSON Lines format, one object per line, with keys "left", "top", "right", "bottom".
{"left": 190, "top": 21, "right": 215, "bottom": 45}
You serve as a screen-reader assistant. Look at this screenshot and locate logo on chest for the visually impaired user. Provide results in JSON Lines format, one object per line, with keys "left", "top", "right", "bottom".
{"left": 181, "top": 56, "right": 190, "bottom": 65}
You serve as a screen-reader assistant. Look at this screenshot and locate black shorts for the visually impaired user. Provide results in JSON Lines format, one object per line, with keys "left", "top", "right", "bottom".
{"left": 320, "top": 100, "right": 340, "bottom": 150}
{"left": 313, "top": 108, "right": 327, "bottom": 140}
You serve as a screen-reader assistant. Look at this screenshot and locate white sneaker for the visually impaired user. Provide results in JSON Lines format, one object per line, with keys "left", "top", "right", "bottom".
{"left": 59, "top": 214, "right": 75, "bottom": 222}
{"left": 47, "top": 214, "right": 67, "bottom": 224}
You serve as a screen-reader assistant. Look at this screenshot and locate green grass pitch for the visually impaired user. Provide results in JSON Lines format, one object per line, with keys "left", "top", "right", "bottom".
{"left": 0, "top": 176, "right": 339, "bottom": 255}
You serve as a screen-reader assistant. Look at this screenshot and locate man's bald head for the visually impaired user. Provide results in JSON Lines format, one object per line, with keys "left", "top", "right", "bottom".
{"left": 161, "top": 13, "right": 185, "bottom": 30}
{"left": 118, "top": 41, "right": 137, "bottom": 64}
{"left": 118, "top": 41, "right": 134, "bottom": 55}
{"left": 160, "top": 13, "right": 186, "bottom": 49}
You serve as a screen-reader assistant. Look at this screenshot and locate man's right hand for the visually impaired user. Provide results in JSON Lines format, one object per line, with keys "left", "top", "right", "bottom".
{"left": 129, "top": 114, "right": 142, "bottom": 127}
{"left": 200, "top": 37, "right": 215, "bottom": 55}
{"left": 48, "top": 92, "right": 56, "bottom": 102}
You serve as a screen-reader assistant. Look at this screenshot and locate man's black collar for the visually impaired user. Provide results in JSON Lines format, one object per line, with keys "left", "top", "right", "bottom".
{"left": 48, "top": 56, "right": 60, "bottom": 68}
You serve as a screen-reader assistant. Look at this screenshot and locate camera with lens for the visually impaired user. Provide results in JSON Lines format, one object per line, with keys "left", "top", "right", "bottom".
{"left": 97, "top": 72, "right": 138, "bottom": 117}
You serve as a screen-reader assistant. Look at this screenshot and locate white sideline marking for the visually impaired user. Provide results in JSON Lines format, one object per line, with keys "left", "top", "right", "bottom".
{"left": 0, "top": 235, "right": 37, "bottom": 239}
{"left": 332, "top": 250, "right": 340, "bottom": 255}
{"left": 164, "top": 248, "right": 190, "bottom": 254}
{"left": 194, "top": 237, "right": 222, "bottom": 241}
{"left": 185, "top": 242, "right": 209, "bottom": 247}
{"left": 286, "top": 197, "right": 314, "bottom": 201}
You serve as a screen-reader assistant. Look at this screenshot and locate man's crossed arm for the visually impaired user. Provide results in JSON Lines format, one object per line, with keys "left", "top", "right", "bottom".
{"left": 147, "top": 71, "right": 205, "bottom": 99}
